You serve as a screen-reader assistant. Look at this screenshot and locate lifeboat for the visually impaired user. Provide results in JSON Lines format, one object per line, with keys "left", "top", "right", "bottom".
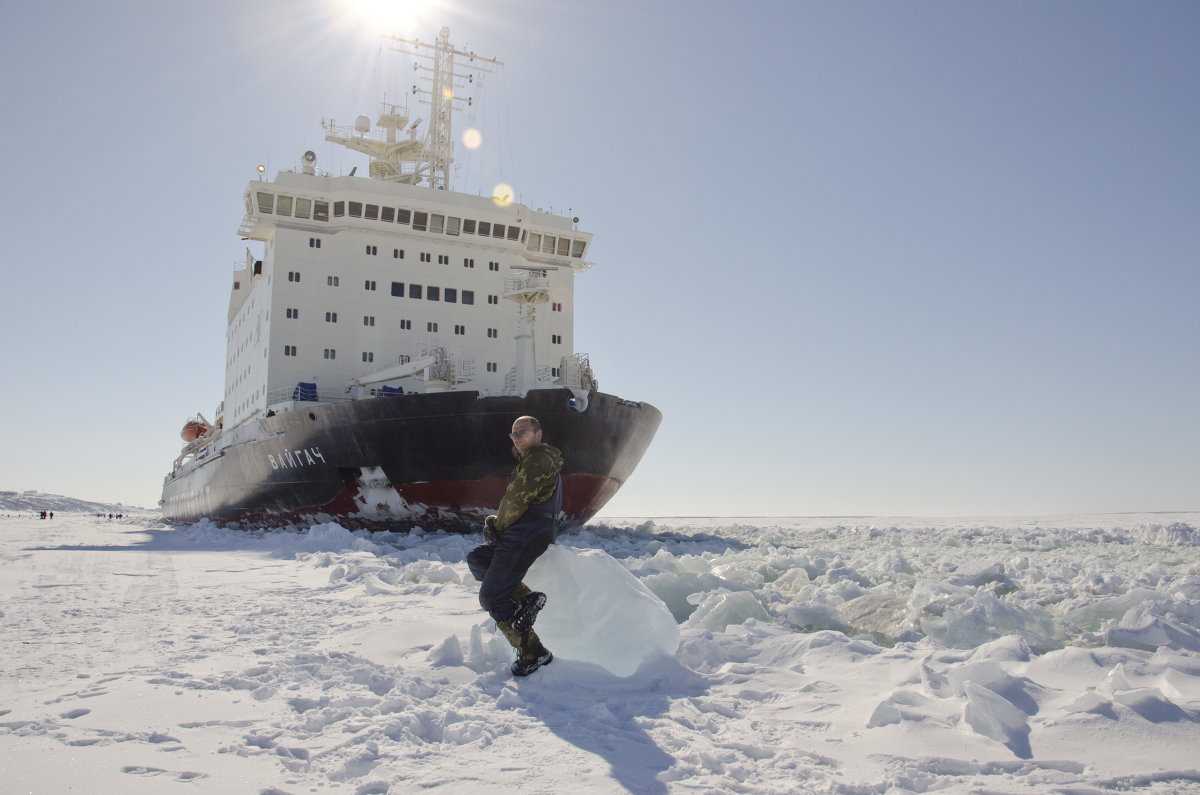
{"left": 180, "top": 417, "right": 211, "bottom": 443}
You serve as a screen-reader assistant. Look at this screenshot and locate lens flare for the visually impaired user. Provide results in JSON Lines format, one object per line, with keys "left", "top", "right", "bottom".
{"left": 461, "top": 128, "right": 482, "bottom": 150}
{"left": 492, "top": 183, "right": 514, "bottom": 207}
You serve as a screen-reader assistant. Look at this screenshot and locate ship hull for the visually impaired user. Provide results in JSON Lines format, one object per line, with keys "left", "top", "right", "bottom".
{"left": 161, "top": 389, "right": 660, "bottom": 531}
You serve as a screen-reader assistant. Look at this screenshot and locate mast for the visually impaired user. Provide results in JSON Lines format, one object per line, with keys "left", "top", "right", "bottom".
{"left": 503, "top": 273, "right": 550, "bottom": 395}
{"left": 387, "top": 27, "right": 503, "bottom": 191}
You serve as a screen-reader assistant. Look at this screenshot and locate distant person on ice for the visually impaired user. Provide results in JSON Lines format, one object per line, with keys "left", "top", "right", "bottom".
{"left": 467, "top": 415, "right": 562, "bottom": 676}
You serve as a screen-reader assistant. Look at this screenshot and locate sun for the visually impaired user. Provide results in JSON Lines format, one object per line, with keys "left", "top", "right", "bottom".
{"left": 339, "top": 0, "right": 439, "bottom": 34}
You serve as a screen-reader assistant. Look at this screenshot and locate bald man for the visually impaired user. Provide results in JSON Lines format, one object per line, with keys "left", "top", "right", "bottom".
{"left": 467, "top": 415, "right": 563, "bottom": 676}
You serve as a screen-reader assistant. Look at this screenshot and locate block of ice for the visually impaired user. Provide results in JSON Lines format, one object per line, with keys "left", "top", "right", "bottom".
{"left": 639, "top": 571, "right": 728, "bottom": 622}
{"left": 785, "top": 603, "right": 847, "bottom": 634}
{"left": 867, "top": 689, "right": 937, "bottom": 728}
{"left": 962, "top": 680, "right": 1032, "bottom": 759}
{"left": 948, "top": 660, "right": 1040, "bottom": 715}
{"left": 1107, "top": 611, "right": 1200, "bottom": 652}
{"left": 526, "top": 545, "right": 680, "bottom": 677}
{"left": 932, "top": 592, "right": 1060, "bottom": 653}
{"left": 685, "top": 590, "right": 771, "bottom": 632}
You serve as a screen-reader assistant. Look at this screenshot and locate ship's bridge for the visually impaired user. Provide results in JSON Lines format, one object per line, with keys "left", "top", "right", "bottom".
{"left": 237, "top": 174, "right": 593, "bottom": 274}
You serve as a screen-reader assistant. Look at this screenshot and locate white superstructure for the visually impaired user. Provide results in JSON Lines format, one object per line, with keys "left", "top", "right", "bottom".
{"left": 220, "top": 28, "right": 596, "bottom": 433}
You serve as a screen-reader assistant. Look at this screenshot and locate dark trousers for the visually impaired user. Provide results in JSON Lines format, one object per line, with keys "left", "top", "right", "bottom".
{"left": 467, "top": 519, "right": 555, "bottom": 623}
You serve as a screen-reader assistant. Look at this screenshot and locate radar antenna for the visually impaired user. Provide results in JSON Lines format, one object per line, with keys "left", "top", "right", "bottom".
{"left": 387, "top": 27, "right": 503, "bottom": 191}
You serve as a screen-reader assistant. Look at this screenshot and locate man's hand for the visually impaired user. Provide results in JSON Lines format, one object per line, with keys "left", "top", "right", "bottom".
{"left": 482, "top": 515, "right": 499, "bottom": 545}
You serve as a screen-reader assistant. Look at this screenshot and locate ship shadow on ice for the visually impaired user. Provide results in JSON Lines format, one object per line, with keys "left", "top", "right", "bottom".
{"left": 19, "top": 524, "right": 372, "bottom": 556}
{"left": 565, "top": 523, "right": 754, "bottom": 560}
{"left": 514, "top": 655, "right": 709, "bottom": 795}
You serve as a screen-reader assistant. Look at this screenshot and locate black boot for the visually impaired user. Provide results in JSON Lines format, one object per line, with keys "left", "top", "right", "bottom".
{"left": 511, "top": 629, "right": 553, "bottom": 677}
{"left": 511, "top": 591, "right": 547, "bottom": 633}
{"left": 497, "top": 620, "right": 553, "bottom": 676}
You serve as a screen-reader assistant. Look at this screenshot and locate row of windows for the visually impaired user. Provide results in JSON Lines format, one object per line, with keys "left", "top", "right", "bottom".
{"left": 362, "top": 247, "right": 488, "bottom": 270}
{"left": 253, "top": 193, "right": 330, "bottom": 221}
{"left": 290, "top": 272, "right": 502, "bottom": 306}
{"left": 281, "top": 343, "right": 507, "bottom": 373}
{"left": 284, "top": 312, "right": 518, "bottom": 341}
{"left": 388, "top": 282, "right": 476, "bottom": 304}
{"left": 277, "top": 325, "right": 559, "bottom": 346}
{"left": 252, "top": 190, "right": 588, "bottom": 259}
{"left": 286, "top": 310, "right": 495, "bottom": 335}
{"left": 336, "top": 201, "right": 526, "bottom": 243}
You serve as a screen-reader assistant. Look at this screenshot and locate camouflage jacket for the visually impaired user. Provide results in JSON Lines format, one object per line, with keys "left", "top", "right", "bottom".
{"left": 494, "top": 442, "right": 563, "bottom": 534}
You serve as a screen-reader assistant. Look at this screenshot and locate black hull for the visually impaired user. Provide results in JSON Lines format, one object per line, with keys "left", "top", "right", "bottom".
{"left": 161, "top": 389, "right": 661, "bottom": 531}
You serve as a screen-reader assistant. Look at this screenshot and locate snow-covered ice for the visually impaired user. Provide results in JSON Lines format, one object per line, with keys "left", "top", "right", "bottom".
{"left": 2, "top": 511, "right": 1200, "bottom": 793}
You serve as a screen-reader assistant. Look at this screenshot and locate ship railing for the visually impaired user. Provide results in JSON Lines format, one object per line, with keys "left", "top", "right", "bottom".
{"left": 502, "top": 274, "right": 550, "bottom": 296}
{"left": 265, "top": 383, "right": 425, "bottom": 411}
{"left": 502, "top": 366, "right": 555, "bottom": 395}
{"left": 266, "top": 385, "right": 355, "bottom": 409}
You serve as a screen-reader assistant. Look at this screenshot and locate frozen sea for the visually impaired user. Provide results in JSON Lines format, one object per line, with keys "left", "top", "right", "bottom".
{"left": 2, "top": 510, "right": 1199, "bottom": 793}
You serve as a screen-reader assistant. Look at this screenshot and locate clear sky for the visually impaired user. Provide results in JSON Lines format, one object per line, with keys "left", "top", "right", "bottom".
{"left": 1, "top": 0, "right": 1196, "bottom": 516}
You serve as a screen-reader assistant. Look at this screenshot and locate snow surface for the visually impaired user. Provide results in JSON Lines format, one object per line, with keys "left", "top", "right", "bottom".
{"left": 2, "top": 511, "right": 1200, "bottom": 793}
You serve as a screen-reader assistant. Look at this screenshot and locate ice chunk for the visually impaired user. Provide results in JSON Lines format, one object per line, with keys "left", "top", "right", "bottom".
{"left": 785, "top": 603, "right": 847, "bottom": 634}
{"left": 971, "top": 635, "right": 1032, "bottom": 663}
{"left": 1066, "top": 588, "right": 1162, "bottom": 631}
{"left": 1064, "top": 691, "right": 1116, "bottom": 718}
{"left": 427, "top": 635, "right": 463, "bottom": 667}
{"left": 463, "top": 624, "right": 509, "bottom": 672}
{"left": 841, "top": 589, "right": 911, "bottom": 642}
{"left": 526, "top": 545, "right": 679, "bottom": 677}
{"left": 867, "top": 689, "right": 938, "bottom": 728}
{"left": 1107, "top": 611, "right": 1200, "bottom": 652}
{"left": 948, "top": 660, "right": 1040, "bottom": 715}
{"left": 711, "top": 561, "right": 766, "bottom": 587}
{"left": 1111, "top": 687, "right": 1189, "bottom": 722}
{"left": 929, "top": 592, "right": 1060, "bottom": 653}
{"left": 295, "top": 522, "right": 381, "bottom": 554}
{"left": 948, "top": 561, "right": 1011, "bottom": 589}
{"left": 962, "top": 680, "right": 1032, "bottom": 759}
{"left": 684, "top": 590, "right": 771, "bottom": 632}
{"left": 639, "top": 571, "right": 729, "bottom": 622}
{"left": 1102, "top": 662, "right": 1133, "bottom": 695}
